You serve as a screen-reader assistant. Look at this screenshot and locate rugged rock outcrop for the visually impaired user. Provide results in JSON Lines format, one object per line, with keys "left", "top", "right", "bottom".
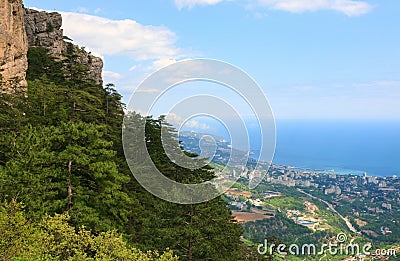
{"left": 24, "top": 8, "right": 63, "bottom": 56}
{"left": 0, "top": 0, "right": 103, "bottom": 90}
{"left": 0, "top": 0, "right": 28, "bottom": 88}
{"left": 24, "top": 8, "right": 103, "bottom": 85}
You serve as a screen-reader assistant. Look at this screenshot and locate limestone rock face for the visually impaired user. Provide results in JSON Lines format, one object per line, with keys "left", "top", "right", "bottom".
{"left": 24, "top": 8, "right": 63, "bottom": 56}
{"left": 0, "top": 0, "right": 28, "bottom": 88}
{"left": 24, "top": 8, "right": 103, "bottom": 85}
{"left": 0, "top": 2, "right": 103, "bottom": 89}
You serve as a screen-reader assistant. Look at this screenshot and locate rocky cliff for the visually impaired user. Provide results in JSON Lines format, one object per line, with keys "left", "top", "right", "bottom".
{"left": 0, "top": 1, "right": 103, "bottom": 89}
{"left": 0, "top": 0, "right": 28, "bottom": 88}
{"left": 24, "top": 8, "right": 103, "bottom": 85}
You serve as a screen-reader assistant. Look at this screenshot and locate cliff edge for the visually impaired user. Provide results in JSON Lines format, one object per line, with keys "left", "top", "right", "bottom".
{"left": 24, "top": 8, "right": 103, "bottom": 85}
{"left": 0, "top": 0, "right": 28, "bottom": 88}
{"left": 0, "top": 0, "right": 103, "bottom": 89}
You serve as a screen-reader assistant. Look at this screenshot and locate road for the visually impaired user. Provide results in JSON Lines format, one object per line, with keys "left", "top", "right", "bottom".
{"left": 297, "top": 188, "right": 359, "bottom": 234}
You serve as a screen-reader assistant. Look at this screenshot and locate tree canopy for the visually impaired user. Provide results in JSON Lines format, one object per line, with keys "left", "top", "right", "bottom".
{"left": 0, "top": 47, "right": 257, "bottom": 260}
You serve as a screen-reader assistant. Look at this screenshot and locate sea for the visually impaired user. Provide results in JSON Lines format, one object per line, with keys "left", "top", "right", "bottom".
{"left": 191, "top": 119, "right": 400, "bottom": 177}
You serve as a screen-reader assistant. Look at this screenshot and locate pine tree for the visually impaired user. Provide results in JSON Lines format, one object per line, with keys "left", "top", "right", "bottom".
{"left": 0, "top": 122, "right": 133, "bottom": 232}
{"left": 123, "top": 113, "right": 248, "bottom": 260}
{"left": 0, "top": 45, "right": 263, "bottom": 260}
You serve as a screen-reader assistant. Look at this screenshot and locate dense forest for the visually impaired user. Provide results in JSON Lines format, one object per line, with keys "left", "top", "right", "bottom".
{"left": 0, "top": 47, "right": 261, "bottom": 260}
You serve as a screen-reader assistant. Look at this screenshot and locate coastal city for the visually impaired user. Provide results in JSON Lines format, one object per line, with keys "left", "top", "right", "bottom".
{"left": 1, "top": 0, "right": 398, "bottom": 259}
{"left": 180, "top": 131, "right": 400, "bottom": 260}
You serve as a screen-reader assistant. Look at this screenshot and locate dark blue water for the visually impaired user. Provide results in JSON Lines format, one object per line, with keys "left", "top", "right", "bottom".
{"left": 249, "top": 119, "right": 400, "bottom": 177}
{"left": 198, "top": 119, "right": 400, "bottom": 177}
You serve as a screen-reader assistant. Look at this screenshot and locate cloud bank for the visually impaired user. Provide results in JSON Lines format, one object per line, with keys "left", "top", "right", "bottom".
{"left": 60, "top": 12, "right": 187, "bottom": 63}
{"left": 174, "top": 0, "right": 224, "bottom": 10}
{"left": 174, "top": 0, "right": 373, "bottom": 16}
{"left": 258, "top": 0, "right": 372, "bottom": 16}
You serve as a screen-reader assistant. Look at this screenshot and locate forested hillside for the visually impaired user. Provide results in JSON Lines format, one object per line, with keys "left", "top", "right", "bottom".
{"left": 0, "top": 47, "right": 260, "bottom": 260}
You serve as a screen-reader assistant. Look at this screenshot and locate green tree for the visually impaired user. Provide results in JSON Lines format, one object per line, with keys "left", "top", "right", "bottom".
{"left": 0, "top": 44, "right": 264, "bottom": 260}
{"left": 0, "top": 122, "right": 133, "bottom": 232}
{"left": 26, "top": 47, "right": 65, "bottom": 84}
{"left": 0, "top": 199, "right": 44, "bottom": 260}
{"left": 123, "top": 113, "right": 248, "bottom": 260}
{"left": 26, "top": 47, "right": 119, "bottom": 127}
{"left": 0, "top": 82, "right": 28, "bottom": 134}
{"left": 0, "top": 200, "right": 179, "bottom": 261}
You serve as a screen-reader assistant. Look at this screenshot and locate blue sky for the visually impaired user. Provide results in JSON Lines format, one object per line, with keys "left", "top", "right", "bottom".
{"left": 24, "top": 0, "right": 400, "bottom": 121}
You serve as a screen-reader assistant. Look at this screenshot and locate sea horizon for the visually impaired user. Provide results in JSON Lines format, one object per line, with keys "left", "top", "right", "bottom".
{"left": 181, "top": 118, "right": 400, "bottom": 177}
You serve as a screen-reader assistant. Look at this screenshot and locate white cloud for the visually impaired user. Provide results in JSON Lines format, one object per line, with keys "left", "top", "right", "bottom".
{"left": 174, "top": 0, "right": 223, "bottom": 9}
{"left": 103, "top": 70, "right": 123, "bottom": 79}
{"left": 148, "top": 58, "right": 177, "bottom": 71}
{"left": 128, "top": 65, "right": 138, "bottom": 71}
{"left": 173, "top": 0, "right": 372, "bottom": 16}
{"left": 351, "top": 80, "right": 400, "bottom": 93}
{"left": 60, "top": 12, "right": 187, "bottom": 61}
{"left": 94, "top": 8, "right": 102, "bottom": 14}
{"left": 76, "top": 7, "right": 89, "bottom": 13}
{"left": 374, "top": 80, "right": 400, "bottom": 87}
{"left": 134, "top": 88, "right": 162, "bottom": 94}
{"left": 256, "top": 0, "right": 372, "bottom": 16}
{"left": 166, "top": 112, "right": 211, "bottom": 131}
